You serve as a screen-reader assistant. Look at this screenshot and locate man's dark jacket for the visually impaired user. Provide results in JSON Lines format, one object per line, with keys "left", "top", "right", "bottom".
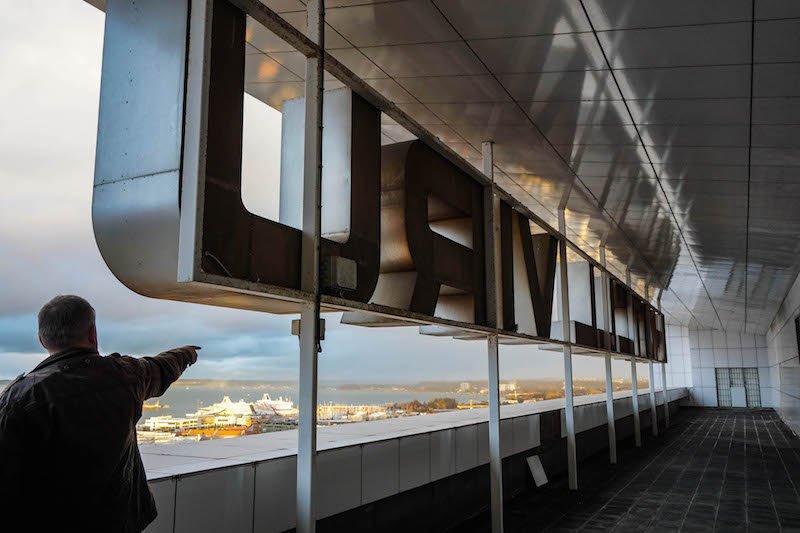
{"left": 0, "top": 347, "right": 195, "bottom": 532}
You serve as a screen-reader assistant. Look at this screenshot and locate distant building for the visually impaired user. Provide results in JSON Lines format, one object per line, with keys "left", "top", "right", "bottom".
{"left": 458, "top": 382, "right": 471, "bottom": 393}
{"left": 499, "top": 382, "right": 517, "bottom": 392}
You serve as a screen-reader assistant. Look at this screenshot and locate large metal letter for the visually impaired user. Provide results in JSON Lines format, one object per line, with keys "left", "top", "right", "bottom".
{"left": 297, "top": 0, "right": 323, "bottom": 531}
{"left": 348, "top": 140, "right": 486, "bottom": 324}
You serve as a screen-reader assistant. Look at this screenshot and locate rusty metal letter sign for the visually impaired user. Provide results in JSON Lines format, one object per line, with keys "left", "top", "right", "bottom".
{"left": 91, "top": 0, "right": 665, "bottom": 358}
{"left": 200, "top": 2, "right": 380, "bottom": 303}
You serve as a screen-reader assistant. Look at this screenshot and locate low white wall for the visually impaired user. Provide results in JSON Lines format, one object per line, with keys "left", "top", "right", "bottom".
{"left": 142, "top": 387, "right": 688, "bottom": 533}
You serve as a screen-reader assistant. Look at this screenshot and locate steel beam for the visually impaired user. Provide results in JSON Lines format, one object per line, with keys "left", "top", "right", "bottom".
{"left": 483, "top": 141, "right": 504, "bottom": 533}
{"left": 600, "top": 246, "right": 616, "bottom": 464}
{"left": 645, "top": 283, "right": 658, "bottom": 437}
{"left": 658, "top": 296, "right": 670, "bottom": 429}
{"left": 626, "top": 269, "right": 641, "bottom": 448}
{"left": 297, "top": 1, "right": 324, "bottom": 531}
{"left": 487, "top": 336, "right": 503, "bottom": 532}
{"left": 648, "top": 361, "right": 658, "bottom": 437}
{"left": 661, "top": 362, "right": 670, "bottom": 428}
{"left": 559, "top": 209, "right": 578, "bottom": 491}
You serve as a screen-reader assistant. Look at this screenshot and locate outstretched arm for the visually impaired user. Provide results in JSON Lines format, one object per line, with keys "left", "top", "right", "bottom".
{"left": 126, "top": 346, "right": 201, "bottom": 400}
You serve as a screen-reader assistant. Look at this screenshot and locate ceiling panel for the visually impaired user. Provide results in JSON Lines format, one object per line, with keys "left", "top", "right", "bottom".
{"left": 755, "top": 0, "right": 800, "bottom": 19}
{"left": 328, "top": 48, "right": 388, "bottom": 79}
{"left": 469, "top": 33, "right": 606, "bottom": 74}
{"left": 397, "top": 75, "right": 511, "bottom": 103}
{"left": 614, "top": 66, "right": 750, "bottom": 100}
{"left": 361, "top": 42, "right": 487, "bottom": 77}
{"left": 582, "top": 0, "right": 751, "bottom": 30}
{"left": 652, "top": 164, "right": 749, "bottom": 181}
{"left": 596, "top": 23, "right": 751, "bottom": 69}
{"left": 752, "top": 125, "right": 800, "bottom": 147}
{"left": 500, "top": 71, "right": 622, "bottom": 101}
{"left": 325, "top": 1, "right": 458, "bottom": 46}
{"left": 259, "top": 0, "right": 305, "bottom": 13}
{"left": 425, "top": 102, "right": 529, "bottom": 125}
{"left": 432, "top": 0, "right": 590, "bottom": 39}
{"left": 752, "top": 97, "right": 800, "bottom": 124}
{"left": 753, "top": 63, "right": 800, "bottom": 97}
{"left": 754, "top": 19, "right": 800, "bottom": 63}
{"left": 639, "top": 125, "right": 749, "bottom": 147}
{"left": 363, "top": 78, "right": 416, "bottom": 103}
{"left": 526, "top": 100, "right": 631, "bottom": 127}
{"left": 630, "top": 99, "right": 751, "bottom": 125}
{"left": 544, "top": 124, "right": 639, "bottom": 146}
{"left": 247, "top": 11, "right": 351, "bottom": 51}
{"left": 647, "top": 147, "right": 749, "bottom": 166}
{"left": 750, "top": 165, "right": 800, "bottom": 182}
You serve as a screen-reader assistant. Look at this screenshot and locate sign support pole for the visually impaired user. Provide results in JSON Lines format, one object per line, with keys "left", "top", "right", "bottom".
{"left": 600, "top": 246, "right": 617, "bottom": 464}
{"left": 648, "top": 360, "right": 658, "bottom": 436}
{"left": 658, "top": 295, "right": 670, "bottom": 429}
{"left": 646, "top": 284, "right": 658, "bottom": 437}
{"left": 558, "top": 209, "right": 578, "bottom": 491}
{"left": 626, "top": 269, "right": 641, "bottom": 448}
{"left": 297, "top": 1, "right": 324, "bottom": 531}
{"left": 483, "top": 141, "right": 504, "bottom": 533}
{"left": 661, "top": 363, "right": 670, "bottom": 428}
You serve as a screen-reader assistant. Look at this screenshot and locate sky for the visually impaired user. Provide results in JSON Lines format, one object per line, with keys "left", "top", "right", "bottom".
{"left": 0, "top": 1, "right": 634, "bottom": 383}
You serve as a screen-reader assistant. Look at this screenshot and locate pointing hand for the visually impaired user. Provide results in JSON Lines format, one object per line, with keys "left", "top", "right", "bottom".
{"left": 177, "top": 345, "right": 201, "bottom": 364}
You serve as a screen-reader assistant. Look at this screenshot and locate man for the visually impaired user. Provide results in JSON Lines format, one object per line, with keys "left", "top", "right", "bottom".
{"left": 0, "top": 295, "right": 200, "bottom": 532}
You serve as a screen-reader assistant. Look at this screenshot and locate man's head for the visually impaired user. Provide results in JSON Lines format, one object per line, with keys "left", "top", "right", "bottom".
{"left": 38, "top": 295, "right": 98, "bottom": 354}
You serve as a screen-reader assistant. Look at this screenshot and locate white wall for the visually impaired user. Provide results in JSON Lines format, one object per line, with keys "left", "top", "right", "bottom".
{"left": 684, "top": 328, "right": 770, "bottom": 408}
{"left": 766, "top": 269, "right": 800, "bottom": 435}
{"left": 664, "top": 325, "right": 691, "bottom": 389}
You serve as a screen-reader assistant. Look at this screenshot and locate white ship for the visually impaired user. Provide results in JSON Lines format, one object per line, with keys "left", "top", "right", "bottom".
{"left": 253, "top": 393, "right": 297, "bottom": 417}
{"left": 185, "top": 393, "right": 297, "bottom": 418}
{"left": 187, "top": 395, "right": 254, "bottom": 418}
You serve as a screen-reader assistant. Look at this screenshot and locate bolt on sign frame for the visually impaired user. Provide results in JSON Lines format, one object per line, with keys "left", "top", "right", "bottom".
{"left": 91, "top": 0, "right": 669, "bottom": 531}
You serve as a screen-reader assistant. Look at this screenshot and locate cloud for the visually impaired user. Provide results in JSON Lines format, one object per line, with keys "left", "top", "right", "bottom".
{"left": 0, "top": 1, "right": 611, "bottom": 384}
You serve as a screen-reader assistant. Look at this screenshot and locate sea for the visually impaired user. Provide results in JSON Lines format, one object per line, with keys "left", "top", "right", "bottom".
{"left": 138, "top": 383, "right": 487, "bottom": 423}
{"left": 0, "top": 381, "right": 488, "bottom": 423}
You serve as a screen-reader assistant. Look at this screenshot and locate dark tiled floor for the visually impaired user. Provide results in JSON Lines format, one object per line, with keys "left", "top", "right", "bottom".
{"left": 459, "top": 408, "right": 800, "bottom": 532}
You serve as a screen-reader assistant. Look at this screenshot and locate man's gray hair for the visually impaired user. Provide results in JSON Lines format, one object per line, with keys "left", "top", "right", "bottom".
{"left": 38, "top": 295, "right": 96, "bottom": 350}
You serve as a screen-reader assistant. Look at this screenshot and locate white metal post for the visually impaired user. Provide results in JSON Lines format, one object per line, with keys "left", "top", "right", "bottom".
{"left": 487, "top": 336, "right": 503, "bottom": 532}
{"left": 483, "top": 141, "right": 504, "bottom": 533}
{"left": 645, "top": 284, "right": 658, "bottom": 437}
{"left": 626, "top": 269, "right": 641, "bottom": 448}
{"left": 599, "top": 246, "right": 616, "bottom": 464}
{"left": 661, "top": 362, "right": 670, "bottom": 428}
{"left": 297, "top": 1, "right": 324, "bottom": 531}
{"left": 558, "top": 209, "right": 578, "bottom": 491}
{"left": 648, "top": 361, "right": 658, "bottom": 437}
{"left": 658, "top": 296, "right": 670, "bottom": 429}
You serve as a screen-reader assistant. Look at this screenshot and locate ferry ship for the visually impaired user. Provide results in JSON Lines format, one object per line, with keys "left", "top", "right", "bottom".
{"left": 138, "top": 393, "right": 298, "bottom": 444}
{"left": 253, "top": 393, "right": 297, "bottom": 417}
{"left": 185, "top": 393, "right": 297, "bottom": 418}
